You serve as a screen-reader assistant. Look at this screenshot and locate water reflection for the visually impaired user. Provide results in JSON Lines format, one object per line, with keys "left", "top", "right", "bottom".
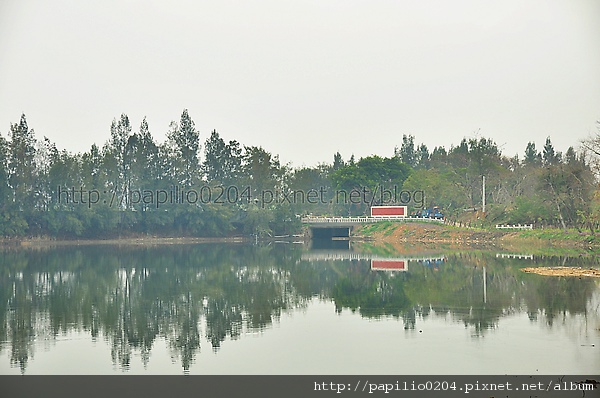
{"left": 0, "top": 244, "right": 598, "bottom": 373}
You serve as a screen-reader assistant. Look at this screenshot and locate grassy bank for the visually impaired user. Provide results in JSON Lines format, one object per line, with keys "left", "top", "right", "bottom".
{"left": 352, "top": 221, "right": 600, "bottom": 254}
{"left": 512, "top": 228, "right": 599, "bottom": 244}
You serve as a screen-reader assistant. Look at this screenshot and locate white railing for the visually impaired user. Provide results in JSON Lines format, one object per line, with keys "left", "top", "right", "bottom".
{"left": 301, "top": 216, "right": 444, "bottom": 224}
{"left": 495, "top": 224, "right": 533, "bottom": 229}
{"left": 301, "top": 216, "right": 374, "bottom": 223}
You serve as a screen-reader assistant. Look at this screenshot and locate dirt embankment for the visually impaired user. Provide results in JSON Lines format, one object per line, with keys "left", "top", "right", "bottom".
{"left": 521, "top": 267, "right": 600, "bottom": 278}
{"left": 354, "top": 223, "right": 501, "bottom": 247}
{"left": 352, "top": 222, "right": 596, "bottom": 252}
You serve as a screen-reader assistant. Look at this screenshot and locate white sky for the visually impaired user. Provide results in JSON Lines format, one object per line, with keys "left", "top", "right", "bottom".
{"left": 1, "top": 0, "right": 599, "bottom": 167}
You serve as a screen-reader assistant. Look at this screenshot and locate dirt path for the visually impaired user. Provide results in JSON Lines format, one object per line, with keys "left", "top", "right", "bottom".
{"left": 521, "top": 267, "right": 600, "bottom": 278}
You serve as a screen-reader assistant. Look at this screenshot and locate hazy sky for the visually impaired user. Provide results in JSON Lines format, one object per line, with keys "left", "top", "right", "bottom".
{"left": 1, "top": 0, "right": 599, "bottom": 167}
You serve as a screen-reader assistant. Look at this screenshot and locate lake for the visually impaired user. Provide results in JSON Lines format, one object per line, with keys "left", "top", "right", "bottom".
{"left": 0, "top": 242, "right": 598, "bottom": 375}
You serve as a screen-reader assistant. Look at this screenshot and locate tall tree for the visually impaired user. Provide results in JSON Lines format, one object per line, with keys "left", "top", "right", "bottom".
{"left": 0, "top": 133, "right": 10, "bottom": 207}
{"left": 524, "top": 142, "right": 541, "bottom": 166}
{"left": 416, "top": 143, "right": 430, "bottom": 169}
{"left": 223, "top": 140, "right": 243, "bottom": 184}
{"left": 241, "top": 145, "right": 283, "bottom": 194}
{"left": 202, "top": 130, "right": 242, "bottom": 184}
{"left": 428, "top": 146, "right": 448, "bottom": 169}
{"left": 288, "top": 164, "right": 334, "bottom": 215}
{"left": 332, "top": 151, "right": 344, "bottom": 171}
{"left": 34, "top": 136, "right": 58, "bottom": 211}
{"left": 564, "top": 146, "right": 577, "bottom": 165}
{"left": 81, "top": 144, "right": 104, "bottom": 190}
{"left": 167, "top": 109, "right": 200, "bottom": 187}
{"left": 127, "top": 117, "right": 159, "bottom": 196}
{"left": 203, "top": 130, "right": 227, "bottom": 183}
{"left": 395, "top": 134, "right": 417, "bottom": 168}
{"left": 107, "top": 114, "right": 133, "bottom": 197}
{"left": 466, "top": 137, "right": 501, "bottom": 176}
{"left": 542, "top": 137, "right": 559, "bottom": 166}
{"left": 8, "top": 114, "right": 37, "bottom": 209}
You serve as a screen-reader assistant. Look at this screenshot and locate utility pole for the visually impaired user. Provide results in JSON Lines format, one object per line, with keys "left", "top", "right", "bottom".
{"left": 482, "top": 175, "right": 486, "bottom": 215}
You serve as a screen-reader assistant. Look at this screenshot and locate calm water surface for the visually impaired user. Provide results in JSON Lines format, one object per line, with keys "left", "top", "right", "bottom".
{"left": 0, "top": 243, "right": 598, "bottom": 374}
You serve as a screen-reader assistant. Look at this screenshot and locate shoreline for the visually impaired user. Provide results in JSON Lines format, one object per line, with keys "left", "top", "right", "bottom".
{"left": 2, "top": 222, "right": 599, "bottom": 252}
{"left": 0, "top": 235, "right": 251, "bottom": 248}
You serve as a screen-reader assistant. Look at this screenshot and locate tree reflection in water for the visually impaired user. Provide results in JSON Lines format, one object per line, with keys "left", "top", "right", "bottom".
{"left": 0, "top": 245, "right": 597, "bottom": 373}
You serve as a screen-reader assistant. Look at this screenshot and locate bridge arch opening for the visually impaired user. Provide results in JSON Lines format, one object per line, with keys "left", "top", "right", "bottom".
{"left": 310, "top": 227, "right": 351, "bottom": 239}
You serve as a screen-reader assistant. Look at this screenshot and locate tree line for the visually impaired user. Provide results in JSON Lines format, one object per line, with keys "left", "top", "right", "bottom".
{"left": 0, "top": 111, "right": 598, "bottom": 238}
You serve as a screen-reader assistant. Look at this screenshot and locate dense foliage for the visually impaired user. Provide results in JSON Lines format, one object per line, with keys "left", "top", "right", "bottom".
{"left": 0, "top": 112, "right": 598, "bottom": 238}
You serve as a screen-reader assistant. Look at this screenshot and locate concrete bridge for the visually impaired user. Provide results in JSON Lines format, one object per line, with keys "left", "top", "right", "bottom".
{"left": 301, "top": 215, "right": 444, "bottom": 239}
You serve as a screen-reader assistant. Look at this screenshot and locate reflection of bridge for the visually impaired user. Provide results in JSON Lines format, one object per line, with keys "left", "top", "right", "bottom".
{"left": 495, "top": 253, "right": 534, "bottom": 260}
{"left": 301, "top": 251, "right": 446, "bottom": 272}
{"left": 301, "top": 251, "right": 445, "bottom": 262}
{"left": 301, "top": 251, "right": 407, "bottom": 262}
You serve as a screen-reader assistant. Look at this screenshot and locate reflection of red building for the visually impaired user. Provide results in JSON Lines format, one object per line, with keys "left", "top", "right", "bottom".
{"left": 371, "top": 260, "right": 407, "bottom": 271}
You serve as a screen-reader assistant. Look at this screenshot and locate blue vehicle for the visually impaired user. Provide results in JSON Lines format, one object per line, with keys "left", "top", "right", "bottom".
{"left": 417, "top": 206, "right": 444, "bottom": 219}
